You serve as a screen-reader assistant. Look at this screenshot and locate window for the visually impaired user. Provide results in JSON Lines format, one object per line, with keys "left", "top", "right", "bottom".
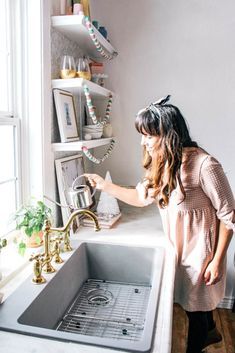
{"left": 0, "top": 0, "right": 44, "bottom": 239}
{"left": 0, "top": 0, "right": 21, "bottom": 236}
{"left": 0, "top": 0, "right": 45, "bottom": 286}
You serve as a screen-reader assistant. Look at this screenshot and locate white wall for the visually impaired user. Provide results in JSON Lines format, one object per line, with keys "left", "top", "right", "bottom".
{"left": 90, "top": 0, "right": 235, "bottom": 189}
{"left": 89, "top": 0, "right": 235, "bottom": 304}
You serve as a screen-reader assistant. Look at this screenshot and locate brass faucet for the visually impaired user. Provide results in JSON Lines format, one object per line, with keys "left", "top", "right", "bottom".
{"left": 48, "top": 208, "right": 101, "bottom": 251}
{"left": 30, "top": 209, "right": 100, "bottom": 284}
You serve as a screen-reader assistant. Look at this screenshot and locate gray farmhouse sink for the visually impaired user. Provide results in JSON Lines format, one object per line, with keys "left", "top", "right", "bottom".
{"left": 0, "top": 241, "right": 164, "bottom": 352}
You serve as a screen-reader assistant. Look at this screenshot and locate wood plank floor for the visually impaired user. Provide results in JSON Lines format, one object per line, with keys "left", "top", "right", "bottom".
{"left": 171, "top": 304, "right": 235, "bottom": 353}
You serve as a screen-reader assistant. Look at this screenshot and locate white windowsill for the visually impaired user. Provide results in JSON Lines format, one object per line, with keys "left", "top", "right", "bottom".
{"left": 0, "top": 234, "right": 44, "bottom": 300}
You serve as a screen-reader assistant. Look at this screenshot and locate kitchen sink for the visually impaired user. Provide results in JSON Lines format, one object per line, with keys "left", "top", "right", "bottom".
{"left": 0, "top": 241, "right": 164, "bottom": 352}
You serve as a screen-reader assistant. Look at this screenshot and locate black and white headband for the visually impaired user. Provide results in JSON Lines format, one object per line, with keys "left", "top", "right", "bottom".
{"left": 137, "top": 95, "right": 171, "bottom": 118}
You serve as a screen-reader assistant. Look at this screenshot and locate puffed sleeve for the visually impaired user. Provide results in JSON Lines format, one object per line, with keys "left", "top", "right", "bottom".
{"left": 200, "top": 155, "right": 235, "bottom": 232}
{"left": 136, "top": 181, "right": 155, "bottom": 206}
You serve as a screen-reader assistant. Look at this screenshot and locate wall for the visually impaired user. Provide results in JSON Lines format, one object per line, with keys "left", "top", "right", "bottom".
{"left": 89, "top": 0, "right": 235, "bottom": 306}
{"left": 90, "top": 0, "right": 235, "bottom": 189}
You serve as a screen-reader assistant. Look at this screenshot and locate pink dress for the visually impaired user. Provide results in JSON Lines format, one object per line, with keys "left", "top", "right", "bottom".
{"left": 158, "top": 147, "right": 235, "bottom": 312}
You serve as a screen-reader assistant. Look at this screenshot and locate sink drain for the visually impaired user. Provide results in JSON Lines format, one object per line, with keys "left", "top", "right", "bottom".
{"left": 87, "top": 288, "right": 113, "bottom": 306}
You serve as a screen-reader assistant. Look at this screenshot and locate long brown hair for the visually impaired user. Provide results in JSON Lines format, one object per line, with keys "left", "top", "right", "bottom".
{"left": 135, "top": 102, "right": 198, "bottom": 208}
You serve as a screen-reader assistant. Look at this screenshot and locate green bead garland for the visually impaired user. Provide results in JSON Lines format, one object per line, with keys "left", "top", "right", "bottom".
{"left": 83, "top": 84, "right": 113, "bottom": 127}
{"left": 84, "top": 17, "right": 113, "bottom": 60}
{"left": 82, "top": 139, "right": 115, "bottom": 164}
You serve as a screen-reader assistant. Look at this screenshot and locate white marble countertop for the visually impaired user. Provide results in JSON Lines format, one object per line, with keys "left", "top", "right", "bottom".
{"left": 0, "top": 203, "right": 175, "bottom": 353}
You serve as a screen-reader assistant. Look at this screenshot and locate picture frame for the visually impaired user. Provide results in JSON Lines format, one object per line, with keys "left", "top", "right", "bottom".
{"left": 53, "top": 89, "right": 79, "bottom": 143}
{"left": 55, "top": 154, "right": 96, "bottom": 227}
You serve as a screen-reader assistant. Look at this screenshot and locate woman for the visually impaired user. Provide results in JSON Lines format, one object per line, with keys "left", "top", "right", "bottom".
{"left": 84, "top": 96, "right": 234, "bottom": 353}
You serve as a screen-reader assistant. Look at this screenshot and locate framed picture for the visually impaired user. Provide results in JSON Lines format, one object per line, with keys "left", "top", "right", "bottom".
{"left": 53, "top": 89, "right": 79, "bottom": 143}
{"left": 55, "top": 154, "right": 96, "bottom": 226}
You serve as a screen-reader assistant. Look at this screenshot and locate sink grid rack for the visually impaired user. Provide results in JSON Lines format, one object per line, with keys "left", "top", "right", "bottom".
{"left": 56, "top": 279, "right": 151, "bottom": 341}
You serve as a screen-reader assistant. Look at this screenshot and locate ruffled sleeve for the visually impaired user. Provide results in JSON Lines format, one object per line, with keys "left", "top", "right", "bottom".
{"left": 199, "top": 155, "right": 235, "bottom": 232}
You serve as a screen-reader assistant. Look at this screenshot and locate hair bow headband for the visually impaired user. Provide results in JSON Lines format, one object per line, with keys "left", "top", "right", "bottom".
{"left": 137, "top": 95, "right": 171, "bottom": 118}
{"left": 154, "top": 95, "right": 171, "bottom": 106}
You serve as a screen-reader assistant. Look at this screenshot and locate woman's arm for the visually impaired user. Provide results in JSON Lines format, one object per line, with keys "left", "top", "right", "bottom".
{"left": 204, "top": 221, "right": 233, "bottom": 286}
{"left": 83, "top": 173, "right": 148, "bottom": 207}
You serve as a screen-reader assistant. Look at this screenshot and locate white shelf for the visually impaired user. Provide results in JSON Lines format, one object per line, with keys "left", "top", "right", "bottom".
{"left": 52, "top": 137, "right": 114, "bottom": 152}
{"left": 52, "top": 78, "right": 113, "bottom": 98}
{"left": 51, "top": 14, "right": 118, "bottom": 62}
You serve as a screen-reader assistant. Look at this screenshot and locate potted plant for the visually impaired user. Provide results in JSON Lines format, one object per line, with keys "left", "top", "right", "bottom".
{"left": 13, "top": 201, "right": 52, "bottom": 254}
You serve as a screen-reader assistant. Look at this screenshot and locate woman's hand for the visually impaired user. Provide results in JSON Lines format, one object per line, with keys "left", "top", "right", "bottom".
{"left": 204, "top": 259, "right": 223, "bottom": 286}
{"left": 83, "top": 173, "right": 106, "bottom": 190}
{"left": 204, "top": 223, "right": 233, "bottom": 286}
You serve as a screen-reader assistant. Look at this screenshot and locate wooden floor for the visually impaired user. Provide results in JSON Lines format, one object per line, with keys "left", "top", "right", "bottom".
{"left": 171, "top": 304, "right": 235, "bottom": 353}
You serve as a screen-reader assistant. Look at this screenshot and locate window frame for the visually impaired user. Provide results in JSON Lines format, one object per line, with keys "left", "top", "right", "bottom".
{"left": 0, "top": 116, "right": 21, "bottom": 205}
{"left": 0, "top": 0, "right": 23, "bottom": 236}
{"left": 1, "top": 0, "right": 45, "bottom": 221}
{"left": 0, "top": 0, "right": 45, "bottom": 288}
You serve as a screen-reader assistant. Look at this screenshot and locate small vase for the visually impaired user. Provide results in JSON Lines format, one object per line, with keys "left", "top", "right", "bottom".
{"left": 102, "top": 123, "right": 113, "bottom": 138}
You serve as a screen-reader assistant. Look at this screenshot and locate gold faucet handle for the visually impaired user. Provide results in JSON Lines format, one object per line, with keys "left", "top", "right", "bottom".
{"left": 29, "top": 253, "right": 46, "bottom": 285}
{"left": 50, "top": 238, "right": 64, "bottom": 264}
{"left": 29, "top": 253, "right": 44, "bottom": 262}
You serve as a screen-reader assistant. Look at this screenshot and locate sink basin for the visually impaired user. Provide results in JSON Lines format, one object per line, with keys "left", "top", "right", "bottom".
{"left": 0, "top": 241, "right": 164, "bottom": 352}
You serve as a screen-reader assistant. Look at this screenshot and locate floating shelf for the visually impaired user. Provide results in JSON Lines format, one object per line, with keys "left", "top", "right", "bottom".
{"left": 52, "top": 137, "right": 114, "bottom": 152}
{"left": 52, "top": 78, "right": 113, "bottom": 98}
{"left": 51, "top": 14, "right": 118, "bottom": 62}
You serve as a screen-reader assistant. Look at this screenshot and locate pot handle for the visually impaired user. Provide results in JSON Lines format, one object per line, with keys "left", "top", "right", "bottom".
{"left": 71, "top": 175, "right": 96, "bottom": 198}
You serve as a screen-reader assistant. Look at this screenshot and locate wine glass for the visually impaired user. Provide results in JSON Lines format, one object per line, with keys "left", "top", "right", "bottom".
{"left": 60, "top": 55, "right": 76, "bottom": 79}
{"left": 76, "top": 56, "right": 91, "bottom": 80}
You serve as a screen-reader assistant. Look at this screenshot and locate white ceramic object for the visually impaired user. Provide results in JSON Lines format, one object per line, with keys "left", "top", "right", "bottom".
{"left": 82, "top": 130, "right": 103, "bottom": 139}
{"left": 83, "top": 128, "right": 103, "bottom": 133}
{"left": 97, "top": 171, "right": 120, "bottom": 216}
{"left": 89, "top": 131, "right": 103, "bottom": 139}
{"left": 83, "top": 124, "right": 103, "bottom": 131}
{"left": 102, "top": 123, "right": 113, "bottom": 138}
{"left": 84, "top": 133, "right": 92, "bottom": 140}
{"left": 83, "top": 124, "right": 103, "bottom": 139}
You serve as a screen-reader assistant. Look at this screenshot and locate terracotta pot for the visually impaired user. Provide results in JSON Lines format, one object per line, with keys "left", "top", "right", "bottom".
{"left": 25, "top": 231, "right": 43, "bottom": 248}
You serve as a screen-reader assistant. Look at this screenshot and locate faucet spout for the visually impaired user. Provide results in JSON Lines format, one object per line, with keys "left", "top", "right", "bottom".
{"left": 50, "top": 209, "right": 101, "bottom": 233}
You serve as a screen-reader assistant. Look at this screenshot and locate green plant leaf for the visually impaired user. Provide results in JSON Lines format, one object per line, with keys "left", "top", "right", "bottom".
{"left": 18, "top": 241, "right": 26, "bottom": 256}
{"left": 25, "top": 227, "right": 33, "bottom": 237}
{"left": 13, "top": 200, "right": 52, "bottom": 237}
{"left": 34, "top": 225, "right": 41, "bottom": 232}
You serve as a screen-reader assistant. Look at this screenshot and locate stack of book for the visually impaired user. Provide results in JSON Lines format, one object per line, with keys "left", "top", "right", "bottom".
{"left": 82, "top": 213, "right": 121, "bottom": 229}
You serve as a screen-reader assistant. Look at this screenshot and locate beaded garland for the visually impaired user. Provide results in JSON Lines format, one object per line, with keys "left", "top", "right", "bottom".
{"left": 82, "top": 18, "right": 115, "bottom": 164}
{"left": 82, "top": 139, "right": 115, "bottom": 164}
{"left": 84, "top": 17, "right": 113, "bottom": 60}
{"left": 83, "top": 84, "right": 113, "bottom": 127}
